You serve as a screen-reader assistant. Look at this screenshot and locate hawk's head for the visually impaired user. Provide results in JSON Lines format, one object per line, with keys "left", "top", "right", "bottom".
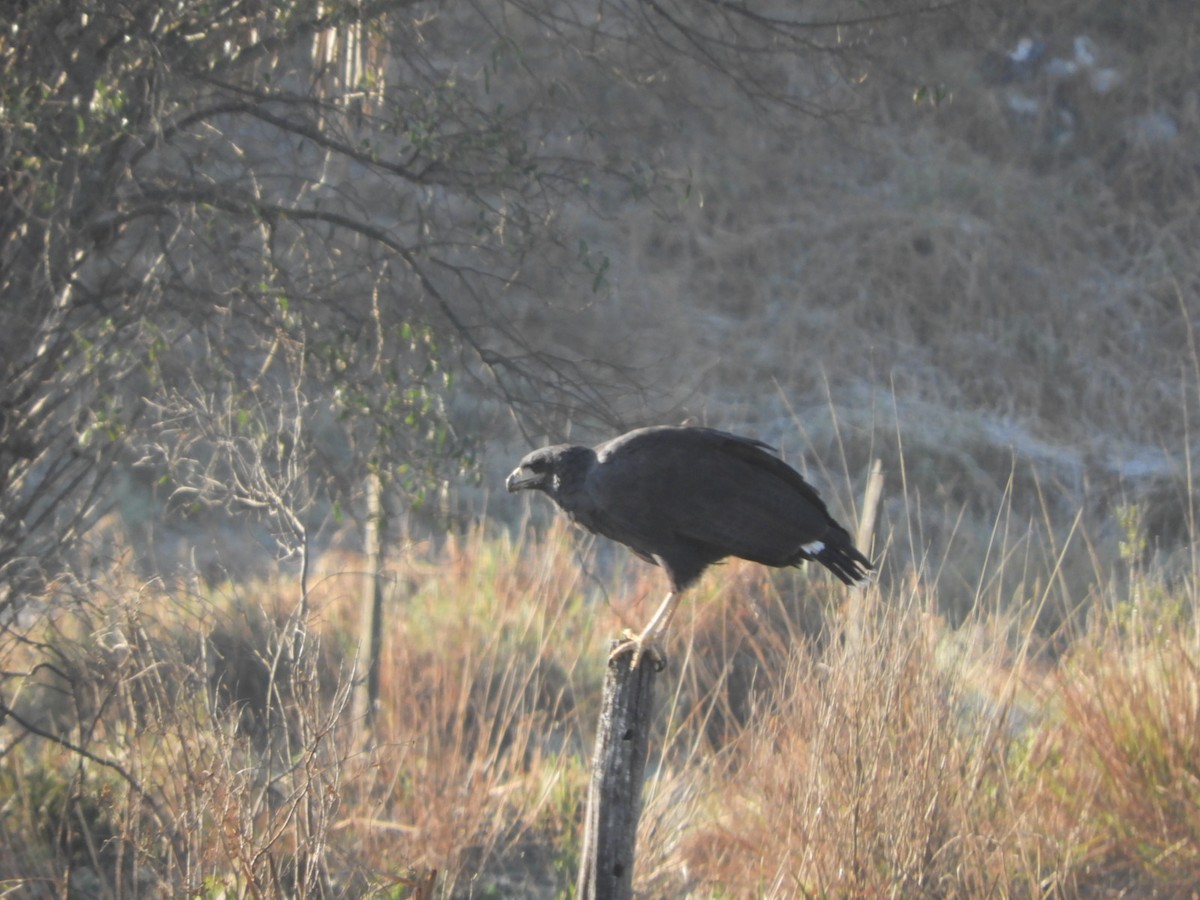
{"left": 505, "top": 444, "right": 594, "bottom": 506}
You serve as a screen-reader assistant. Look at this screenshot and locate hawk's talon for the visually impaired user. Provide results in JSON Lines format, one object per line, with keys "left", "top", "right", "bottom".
{"left": 609, "top": 629, "right": 667, "bottom": 671}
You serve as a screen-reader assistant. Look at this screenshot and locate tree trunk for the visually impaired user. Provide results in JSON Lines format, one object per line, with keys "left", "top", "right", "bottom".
{"left": 353, "top": 471, "right": 385, "bottom": 727}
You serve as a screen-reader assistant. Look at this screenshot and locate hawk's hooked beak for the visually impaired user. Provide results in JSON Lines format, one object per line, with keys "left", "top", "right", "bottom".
{"left": 506, "top": 466, "right": 540, "bottom": 493}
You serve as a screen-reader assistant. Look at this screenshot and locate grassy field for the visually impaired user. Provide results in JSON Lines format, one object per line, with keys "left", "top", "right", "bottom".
{"left": 2, "top": 466, "right": 1197, "bottom": 896}
{"left": 5, "top": 2, "right": 1200, "bottom": 896}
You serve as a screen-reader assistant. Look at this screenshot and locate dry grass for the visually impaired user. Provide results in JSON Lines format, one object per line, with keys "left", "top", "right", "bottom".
{"left": 1032, "top": 603, "right": 1200, "bottom": 894}
{"left": 2, "top": 496, "right": 1198, "bottom": 897}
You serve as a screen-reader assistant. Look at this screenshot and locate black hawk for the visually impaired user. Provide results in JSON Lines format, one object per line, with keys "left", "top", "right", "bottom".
{"left": 506, "top": 425, "right": 872, "bottom": 667}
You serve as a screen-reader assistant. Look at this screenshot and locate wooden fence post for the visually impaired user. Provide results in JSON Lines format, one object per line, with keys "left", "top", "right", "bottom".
{"left": 577, "top": 648, "right": 659, "bottom": 900}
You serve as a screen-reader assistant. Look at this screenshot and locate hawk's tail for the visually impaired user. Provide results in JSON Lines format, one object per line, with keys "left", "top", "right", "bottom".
{"left": 801, "top": 527, "right": 873, "bottom": 585}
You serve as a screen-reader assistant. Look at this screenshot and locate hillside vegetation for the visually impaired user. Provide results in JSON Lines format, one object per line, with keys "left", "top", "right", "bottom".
{"left": 477, "top": 0, "right": 1200, "bottom": 619}
{"left": 3, "top": 0, "right": 1200, "bottom": 896}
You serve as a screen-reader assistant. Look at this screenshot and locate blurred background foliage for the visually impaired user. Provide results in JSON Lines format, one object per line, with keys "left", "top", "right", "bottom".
{"left": 2, "top": 0, "right": 1199, "bottom": 895}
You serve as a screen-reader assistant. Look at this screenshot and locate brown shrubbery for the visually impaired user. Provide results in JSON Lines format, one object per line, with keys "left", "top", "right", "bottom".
{"left": 2, "top": 506, "right": 1198, "bottom": 896}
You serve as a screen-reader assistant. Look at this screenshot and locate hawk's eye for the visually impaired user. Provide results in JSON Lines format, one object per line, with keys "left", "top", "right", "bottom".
{"left": 528, "top": 458, "right": 548, "bottom": 473}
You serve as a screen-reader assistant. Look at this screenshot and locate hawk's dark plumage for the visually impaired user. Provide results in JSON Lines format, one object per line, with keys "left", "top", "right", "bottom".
{"left": 506, "top": 425, "right": 872, "bottom": 666}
